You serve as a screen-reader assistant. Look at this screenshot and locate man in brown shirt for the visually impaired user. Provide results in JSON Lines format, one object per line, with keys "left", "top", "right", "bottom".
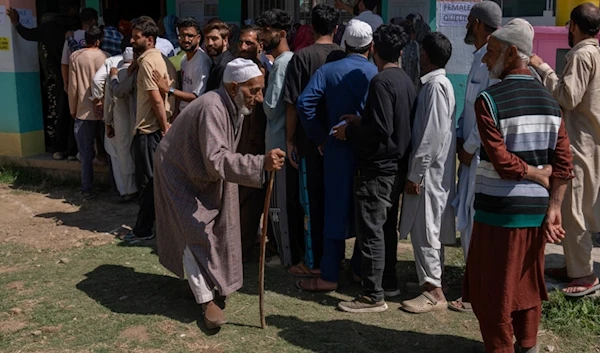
{"left": 68, "top": 26, "right": 109, "bottom": 198}
{"left": 124, "top": 16, "right": 177, "bottom": 243}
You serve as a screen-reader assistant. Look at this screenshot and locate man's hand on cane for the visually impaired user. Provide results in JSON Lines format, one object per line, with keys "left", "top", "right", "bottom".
{"left": 264, "top": 149, "right": 286, "bottom": 172}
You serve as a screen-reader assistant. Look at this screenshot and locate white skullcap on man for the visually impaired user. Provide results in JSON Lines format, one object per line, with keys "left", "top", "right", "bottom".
{"left": 490, "top": 18, "right": 535, "bottom": 56}
{"left": 123, "top": 47, "right": 134, "bottom": 62}
{"left": 344, "top": 19, "right": 373, "bottom": 48}
{"left": 223, "top": 58, "right": 263, "bottom": 84}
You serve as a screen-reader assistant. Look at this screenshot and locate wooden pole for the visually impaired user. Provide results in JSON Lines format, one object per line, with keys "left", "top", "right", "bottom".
{"left": 259, "top": 171, "right": 276, "bottom": 329}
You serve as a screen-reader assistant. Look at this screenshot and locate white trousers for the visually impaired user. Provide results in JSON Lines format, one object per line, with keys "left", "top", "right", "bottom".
{"left": 109, "top": 155, "right": 137, "bottom": 196}
{"left": 410, "top": 217, "right": 445, "bottom": 288}
{"left": 183, "top": 246, "right": 215, "bottom": 304}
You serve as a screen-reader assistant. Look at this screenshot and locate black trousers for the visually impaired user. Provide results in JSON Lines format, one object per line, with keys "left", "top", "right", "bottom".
{"left": 354, "top": 171, "right": 404, "bottom": 302}
{"left": 132, "top": 131, "right": 161, "bottom": 237}
{"left": 239, "top": 184, "right": 266, "bottom": 260}
{"left": 286, "top": 160, "right": 305, "bottom": 265}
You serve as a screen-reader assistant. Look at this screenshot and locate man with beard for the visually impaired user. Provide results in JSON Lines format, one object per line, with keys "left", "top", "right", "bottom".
{"left": 237, "top": 25, "right": 262, "bottom": 60}
{"left": 205, "top": 20, "right": 235, "bottom": 92}
{"left": 122, "top": 16, "right": 177, "bottom": 243}
{"left": 399, "top": 32, "right": 456, "bottom": 315}
{"left": 256, "top": 9, "right": 296, "bottom": 266}
{"left": 152, "top": 18, "right": 212, "bottom": 113}
{"left": 464, "top": 19, "right": 573, "bottom": 353}
{"left": 530, "top": 2, "right": 600, "bottom": 298}
{"left": 153, "top": 58, "right": 286, "bottom": 329}
{"left": 283, "top": 4, "right": 346, "bottom": 277}
{"left": 296, "top": 19, "right": 377, "bottom": 292}
{"left": 449, "top": 0, "right": 502, "bottom": 314}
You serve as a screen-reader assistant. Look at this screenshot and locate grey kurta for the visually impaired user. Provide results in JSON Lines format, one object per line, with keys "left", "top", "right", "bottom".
{"left": 400, "top": 69, "right": 457, "bottom": 248}
{"left": 154, "top": 88, "right": 265, "bottom": 296}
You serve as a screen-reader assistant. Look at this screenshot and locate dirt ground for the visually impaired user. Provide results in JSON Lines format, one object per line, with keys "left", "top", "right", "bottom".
{"left": 0, "top": 184, "right": 137, "bottom": 252}
{"left": 0, "top": 183, "right": 598, "bottom": 353}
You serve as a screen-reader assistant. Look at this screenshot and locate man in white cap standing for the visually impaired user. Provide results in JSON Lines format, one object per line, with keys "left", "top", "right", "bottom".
{"left": 450, "top": 0, "right": 502, "bottom": 314}
{"left": 463, "top": 19, "right": 573, "bottom": 353}
{"left": 296, "top": 19, "right": 378, "bottom": 293}
{"left": 153, "top": 58, "right": 286, "bottom": 329}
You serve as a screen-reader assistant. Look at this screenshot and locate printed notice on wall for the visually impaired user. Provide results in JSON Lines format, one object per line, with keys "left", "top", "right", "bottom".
{"left": 17, "top": 8, "right": 35, "bottom": 28}
{"left": 439, "top": 1, "right": 476, "bottom": 27}
{"left": 0, "top": 37, "right": 10, "bottom": 51}
{"left": 0, "top": 6, "right": 6, "bottom": 25}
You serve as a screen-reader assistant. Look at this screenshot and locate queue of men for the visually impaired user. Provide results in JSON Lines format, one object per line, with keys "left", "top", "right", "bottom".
{"left": 7, "top": 1, "right": 600, "bottom": 352}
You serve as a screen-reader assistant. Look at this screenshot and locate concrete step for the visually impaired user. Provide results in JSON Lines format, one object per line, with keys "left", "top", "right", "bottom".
{"left": 0, "top": 153, "right": 111, "bottom": 184}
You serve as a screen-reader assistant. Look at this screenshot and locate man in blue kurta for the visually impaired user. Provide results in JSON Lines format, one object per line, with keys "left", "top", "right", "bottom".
{"left": 296, "top": 19, "right": 378, "bottom": 292}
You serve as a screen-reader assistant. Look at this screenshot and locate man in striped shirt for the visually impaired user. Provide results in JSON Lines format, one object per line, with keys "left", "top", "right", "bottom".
{"left": 463, "top": 19, "right": 574, "bottom": 353}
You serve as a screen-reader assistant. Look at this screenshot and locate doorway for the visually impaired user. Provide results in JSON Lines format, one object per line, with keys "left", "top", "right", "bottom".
{"left": 101, "top": 0, "right": 166, "bottom": 22}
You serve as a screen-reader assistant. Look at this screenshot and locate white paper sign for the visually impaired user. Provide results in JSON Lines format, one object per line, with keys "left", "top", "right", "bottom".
{"left": 0, "top": 6, "right": 6, "bottom": 25}
{"left": 17, "top": 8, "right": 34, "bottom": 28}
{"left": 439, "top": 1, "right": 476, "bottom": 27}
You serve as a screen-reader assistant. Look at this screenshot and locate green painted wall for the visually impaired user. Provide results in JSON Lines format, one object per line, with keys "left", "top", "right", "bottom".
{"left": 167, "top": 0, "right": 177, "bottom": 15}
{"left": 448, "top": 73, "right": 467, "bottom": 121}
{"left": 219, "top": 0, "right": 241, "bottom": 23}
{"left": 0, "top": 72, "right": 43, "bottom": 134}
{"left": 85, "top": 0, "right": 100, "bottom": 11}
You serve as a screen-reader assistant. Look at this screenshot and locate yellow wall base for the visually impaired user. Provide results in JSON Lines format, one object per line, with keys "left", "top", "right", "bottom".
{"left": 0, "top": 131, "right": 46, "bottom": 157}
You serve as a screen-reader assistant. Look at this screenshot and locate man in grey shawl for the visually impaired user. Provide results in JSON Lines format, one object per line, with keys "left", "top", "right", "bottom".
{"left": 154, "top": 58, "right": 286, "bottom": 329}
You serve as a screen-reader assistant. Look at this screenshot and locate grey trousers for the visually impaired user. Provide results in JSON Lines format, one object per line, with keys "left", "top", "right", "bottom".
{"left": 74, "top": 119, "right": 103, "bottom": 192}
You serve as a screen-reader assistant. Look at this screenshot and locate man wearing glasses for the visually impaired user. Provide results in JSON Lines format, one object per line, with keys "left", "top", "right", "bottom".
{"left": 153, "top": 17, "right": 212, "bottom": 113}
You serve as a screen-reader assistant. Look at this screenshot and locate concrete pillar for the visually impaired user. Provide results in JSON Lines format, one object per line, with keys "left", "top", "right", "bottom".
{"left": 0, "top": 0, "right": 45, "bottom": 157}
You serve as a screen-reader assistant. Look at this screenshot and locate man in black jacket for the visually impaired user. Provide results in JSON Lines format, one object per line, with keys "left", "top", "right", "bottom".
{"left": 333, "top": 24, "right": 416, "bottom": 313}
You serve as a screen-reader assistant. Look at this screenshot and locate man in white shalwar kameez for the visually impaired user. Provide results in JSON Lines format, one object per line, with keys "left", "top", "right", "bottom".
{"left": 400, "top": 32, "right": 456, "bottom": 314}
{"left": 92, "top": 47, "right": 138, "bottom": 199}
{"left": 450, "top": 1, "right": 501, "bottom": 313}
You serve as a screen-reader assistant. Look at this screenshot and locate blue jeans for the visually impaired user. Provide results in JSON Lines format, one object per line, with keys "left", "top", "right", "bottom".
{"left": 74, "top": 119, "right": 103, "bottom": 192}
{"left": 320, "top": 237, "right": 361, "bottom": 283}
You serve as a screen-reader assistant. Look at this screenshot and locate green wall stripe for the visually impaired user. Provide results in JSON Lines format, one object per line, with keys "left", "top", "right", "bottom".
{"left": 219, "top": 0, "right": 241, "bottom": 24}
{"left": 85, "top": 0, "right": 100, "bottom": 11}
{"left": 0, "top": 72, "right": 44, "bottom": 134}
{"left": 448, "top": 73, "right": 467, "bottom": 123}
{"left": 167, "top": 0, "right": 177, "bottom": 16}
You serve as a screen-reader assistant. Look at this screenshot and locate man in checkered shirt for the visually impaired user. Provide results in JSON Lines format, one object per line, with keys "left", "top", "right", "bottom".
{"left": 101, "top": 9, "right": 124, "bottom": 56}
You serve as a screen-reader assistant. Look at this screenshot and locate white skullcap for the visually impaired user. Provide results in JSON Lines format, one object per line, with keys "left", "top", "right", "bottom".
{"left": 491, "top": 18, "right": 535, "bottom": 56}
{"left": 223, "top": 58, "right": 263, "bottom": 84}
{"left": 123, "top": 47, "right": 134, "bottom": 62}
{"left": 344, "top": 19, "right": 373, "bottom": 48}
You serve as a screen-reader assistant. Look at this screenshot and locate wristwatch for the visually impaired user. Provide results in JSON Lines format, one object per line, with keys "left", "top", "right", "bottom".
{"left": 168, "top": 87, "right": 175, "bottom": 96}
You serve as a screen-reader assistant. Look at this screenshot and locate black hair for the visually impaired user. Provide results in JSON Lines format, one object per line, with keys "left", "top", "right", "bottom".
{"left": 373, "top": 24, "right": 409, "bottom": 63}
{"left": 177, "top": 17, "right": 201, "bottom": 33}
{"left": 571, "top": 2, "right": 600, "bottom": 37}
{"left": 102, "top": 8, "right": 119, "bottom": 27}
{"left": 312, "top": 4, "right": 339, "bottom": 36}
{"left": 80, "top": 8, "right": 98, "bottom": 25}
{"left": 362, "top": 0, "right": 378, "bottom": 11}
{"left": 58, "top": 0, "right": 80, "bottom": 15}
{"left": 131, "top": 16, "right": 159, "bottom": 41}
{"left": 240, "top": 24, "right": 260, "bottom": 36}
{"left": 421, "top": 32, "right": 452, "bottom": 68}
{"left": 256, "top": 9, "right": 292, "bottom": 34}
{"left": 346, "top": 43, "right": 371, "bottom": 55}
{"left": 85, "top": 26, "right": 103, "bottom": 46}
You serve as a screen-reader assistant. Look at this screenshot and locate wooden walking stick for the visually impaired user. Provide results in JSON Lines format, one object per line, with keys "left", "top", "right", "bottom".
{"left": 259, "top": 171, "right": 276, "bottom": 329}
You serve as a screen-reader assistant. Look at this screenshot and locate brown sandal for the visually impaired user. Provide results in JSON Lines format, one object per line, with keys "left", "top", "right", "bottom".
{"left": 288, "top": 262, "right": 320, "bottom": 278}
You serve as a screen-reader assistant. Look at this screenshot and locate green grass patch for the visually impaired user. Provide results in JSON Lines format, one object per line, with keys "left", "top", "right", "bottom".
{"left": 0, "top": 164, "right": 82, "bottom": 191}
{"left": 542, "top": 291, "right": 600, "bottom": 340}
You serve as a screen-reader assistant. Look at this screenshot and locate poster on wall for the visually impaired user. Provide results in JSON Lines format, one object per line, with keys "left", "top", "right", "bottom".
{"left": 0, "top": 6, "right": 5, "bottom": 25}
{"left": 439, "top": 1, "right": 477, "bottom": 27}
{"left": 387, "top": 0, "right": 429, "bottom": 22}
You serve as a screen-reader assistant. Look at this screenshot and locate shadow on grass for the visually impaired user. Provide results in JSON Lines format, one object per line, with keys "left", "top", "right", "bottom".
{"left": 238, "top": 260, "right": 466, "bottom": 308}
{"left": 268, "top": 315, "right": 480, "bottom": 353}
{"left": 76, "top": 264, "right": 200, "bottom": 323}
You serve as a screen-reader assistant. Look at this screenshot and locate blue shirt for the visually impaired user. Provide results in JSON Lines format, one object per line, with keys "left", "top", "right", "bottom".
{"left": 101, "top": 26, "right": 124, "bottom": 57}
{"left": 264, "top": 51, "right": 294, "bottom": 152}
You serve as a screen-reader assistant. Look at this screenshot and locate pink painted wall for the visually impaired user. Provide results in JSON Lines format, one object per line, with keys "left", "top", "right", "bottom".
{"left": 532, "top": 26, "right": 570, "bottom": 70}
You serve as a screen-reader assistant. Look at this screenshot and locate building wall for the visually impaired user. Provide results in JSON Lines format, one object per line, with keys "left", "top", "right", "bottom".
{"left": 0, "top": 0, "right": 45, "bottom": 157}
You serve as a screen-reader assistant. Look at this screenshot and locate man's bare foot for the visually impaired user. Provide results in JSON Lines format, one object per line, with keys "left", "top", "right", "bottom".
{"left": 296, "top": 277, "right": 338, "bottom": 292}
{"left": 424, "top": 283, "right": 446, "bottom": 302}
